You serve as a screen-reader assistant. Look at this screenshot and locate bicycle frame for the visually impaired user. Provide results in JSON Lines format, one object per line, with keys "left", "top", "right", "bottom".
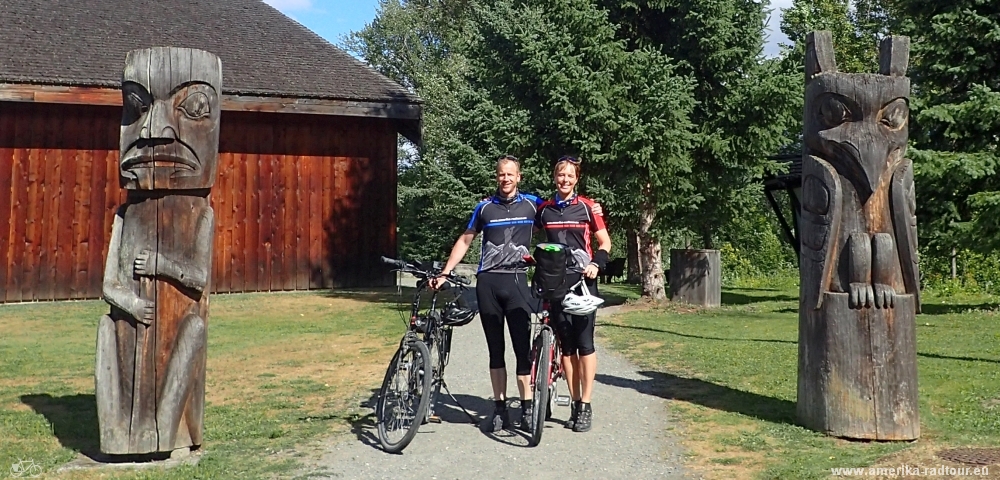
{"left": 398, "top": 271, "right": 475, "bottom": 422}
{"left": 531, "top": 300, "right": 564, "bottom": 399}
{"left": 375, "top": 257, "right": 479, "bottom": 453}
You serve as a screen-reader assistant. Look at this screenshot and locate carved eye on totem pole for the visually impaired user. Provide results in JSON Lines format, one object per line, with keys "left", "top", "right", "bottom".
{"left": 119, "top": 48, "right": 222, "bottom": 190}
{"left": 804, "top": 68, "right": 910, "bottom": 203}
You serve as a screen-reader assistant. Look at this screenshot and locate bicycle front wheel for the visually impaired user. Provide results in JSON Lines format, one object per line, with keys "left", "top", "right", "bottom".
{"left": 528, "top": 328, "right": 553, "bottom": 447}
{"left": 376, "top": 338, "right": 432, "bottom": 453}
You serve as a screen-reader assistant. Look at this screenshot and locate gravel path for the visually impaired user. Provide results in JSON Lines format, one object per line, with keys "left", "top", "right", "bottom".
{"left": 308, "top": 303, "right": 692, "bottom": 480}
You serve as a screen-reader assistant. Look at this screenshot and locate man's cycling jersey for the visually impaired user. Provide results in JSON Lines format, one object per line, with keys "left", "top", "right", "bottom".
{"left": 536, "top": 195, "right": 606, "bottom": 273}
{"left": 467, "top": 192, "right": 542, "bottom": 273}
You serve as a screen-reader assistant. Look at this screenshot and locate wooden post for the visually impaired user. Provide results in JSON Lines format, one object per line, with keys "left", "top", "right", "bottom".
{"left": 95, "top": 47, "right": 221, "bottom": 455}
{"left": 668, "top": 249, "right": 720, "bottom": 307}
{"left": 797, "top": 31, "right": 920, "bottom": 440}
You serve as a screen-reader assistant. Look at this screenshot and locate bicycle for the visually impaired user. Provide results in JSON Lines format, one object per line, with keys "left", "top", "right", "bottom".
{"left": 375, "top": 256, "right": 479, "bottom": 454}
{"left": 492, "top": 253, "right": 573, "bottom": 447}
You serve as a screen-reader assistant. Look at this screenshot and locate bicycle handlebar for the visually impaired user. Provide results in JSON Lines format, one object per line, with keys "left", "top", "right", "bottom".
{"left": 380, "top": 256, "right": 471, "bottom": 286}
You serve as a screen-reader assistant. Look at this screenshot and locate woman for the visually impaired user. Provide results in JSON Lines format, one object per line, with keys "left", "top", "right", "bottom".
{"left": 535, "top": 155, "right": 612, "bottom": 433}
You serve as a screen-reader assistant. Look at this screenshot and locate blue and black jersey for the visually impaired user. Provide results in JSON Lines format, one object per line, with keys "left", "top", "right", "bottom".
{"left": 467, "top": 192, "right": 542, "bottom": 273}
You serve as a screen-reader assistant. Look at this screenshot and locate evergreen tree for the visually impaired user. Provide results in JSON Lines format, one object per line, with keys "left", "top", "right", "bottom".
{"left": 344, "top": 0, "right": 503, "bottom": 261}
{"left": 892, "top": 0, "right": 1000, "bottom": 255}
{"left": 603, "top": 0, "right": 802, "bottom": 249}
{"left": 466, "top": 0, "right": 698, "bottom": 299}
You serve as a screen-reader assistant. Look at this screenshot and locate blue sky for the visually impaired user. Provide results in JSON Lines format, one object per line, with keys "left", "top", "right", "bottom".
{"left": 265, "top": 0, "right": 793, "bottom": 57}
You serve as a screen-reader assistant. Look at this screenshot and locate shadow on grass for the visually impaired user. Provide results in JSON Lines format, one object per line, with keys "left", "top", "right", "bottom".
{"left": 919, "top": 302, "right": 1000, "bottom": 315}
{"left": 596, "top": 371, "right": 797, "bottom": 425}
{"left": 721, "top": 291, "right": 798, "bottom": 305}
{"left": 600, "top": 322, "right": 998, "bottom": 364}
{"left": 599, "top": 292, "right": 631, "bottom": 307}
{"left": 21, "top": 394, "right": 100, "bottom": 457}
{"left": 726, "top": 287, "right": 782, "bottom": 292}
{"left": 918, "top": 352, "right": 1000, "bottom": 364}
{"left": 597, "top": 322, "right": 796, "bottom": 345}
{"left": 323, "top": 287, "right": 417, "bottom": 309}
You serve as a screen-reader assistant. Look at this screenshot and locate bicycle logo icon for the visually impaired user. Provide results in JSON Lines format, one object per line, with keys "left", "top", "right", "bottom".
{"left": 9, "top": 458, "right": 42, "bottom": 478}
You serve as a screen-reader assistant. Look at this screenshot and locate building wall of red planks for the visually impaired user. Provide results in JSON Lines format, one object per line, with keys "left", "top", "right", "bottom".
{"left": 0, "top": 101, "right": 398, "bottom": 302}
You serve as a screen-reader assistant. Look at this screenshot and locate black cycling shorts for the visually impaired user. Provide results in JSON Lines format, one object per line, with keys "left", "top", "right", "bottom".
{"left": 550, "top": 273, "right": 598, "bottom": 356}
{"left": 476, "top": 272, "right": 534, "bottom": 375}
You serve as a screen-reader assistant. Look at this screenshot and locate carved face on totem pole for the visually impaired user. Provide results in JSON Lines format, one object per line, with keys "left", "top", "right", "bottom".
{"left": 804, "top": 33, "right": 910, "bottom": 204}
{"left": 799, "top": 31, "right": 920, "bottom": 312}
{"left": 119, "top": 48, "right": 222, "bottom": 190}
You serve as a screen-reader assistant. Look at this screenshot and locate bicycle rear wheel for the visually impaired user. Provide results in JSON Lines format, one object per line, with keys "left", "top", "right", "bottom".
{"left": 528, "top": 328, "right": 553, "bottom": 447}
{"left": 376, "top": 338, "right": 432, "bottom": 453}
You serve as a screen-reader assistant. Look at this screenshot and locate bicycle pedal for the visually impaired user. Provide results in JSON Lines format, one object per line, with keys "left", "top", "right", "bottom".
{"left": 554, "top": 395, "right": 572, "bottom": 406}
{"left": 427, "top": 415, "right": 442, "bottom": 423}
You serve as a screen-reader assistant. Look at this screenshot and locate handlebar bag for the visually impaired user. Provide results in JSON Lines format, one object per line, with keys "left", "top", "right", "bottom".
{"left": 531, "top": 242, "right": 572, "bottom": 300}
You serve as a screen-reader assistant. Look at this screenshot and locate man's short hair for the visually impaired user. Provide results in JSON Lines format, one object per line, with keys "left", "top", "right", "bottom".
{"left": 497, "top": 154, "right": 520, "bottom": 172}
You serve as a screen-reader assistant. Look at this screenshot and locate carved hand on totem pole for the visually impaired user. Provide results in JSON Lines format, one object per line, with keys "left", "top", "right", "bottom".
{"left": 96, "top": 47, "right": 220, "bottom": 455}
{"left": 797, "top": 31, "right": 920, "bottom": 441}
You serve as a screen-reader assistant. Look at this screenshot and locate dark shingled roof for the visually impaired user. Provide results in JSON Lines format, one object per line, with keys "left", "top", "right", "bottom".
{"left": 0, "top": 0, "right": 419, "bottom": 104}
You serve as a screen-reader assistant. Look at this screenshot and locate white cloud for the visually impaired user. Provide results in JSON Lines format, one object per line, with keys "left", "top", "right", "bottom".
{"left": 263, "top": 0, "right": 313, "bottom": 11}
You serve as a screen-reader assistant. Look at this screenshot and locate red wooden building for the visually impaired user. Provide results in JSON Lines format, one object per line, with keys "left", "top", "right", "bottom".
{"left": 0, "top": 0, "right": 420, "bottom": 302}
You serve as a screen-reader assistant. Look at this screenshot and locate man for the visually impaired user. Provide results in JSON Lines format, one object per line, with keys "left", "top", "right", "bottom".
{"left": 431, "top": 155, "right": 539, "bottom": 432}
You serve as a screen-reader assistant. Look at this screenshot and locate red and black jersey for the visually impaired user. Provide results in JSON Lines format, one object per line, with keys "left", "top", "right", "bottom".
{"left": 535, "top": 195, "right": 606, "bottom": 273}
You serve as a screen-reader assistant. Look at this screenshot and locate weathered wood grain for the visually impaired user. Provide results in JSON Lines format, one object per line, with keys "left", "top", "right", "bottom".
{"left": 797, "top": 31, "right": 920, "bottom": 440}
{"left": 23, "top": 110, "right": 45, "bottom": 301}
{"left": 668, "top": 249, "right": 721, "bottom": 307}
{"left": 96, "top": 47, "right": 219, "bottom": 455}
{"left": 55, "top": 110, "right": 78, "bottom": 300}
{"left": 0, "top": 84, "right": 422, "bottom": 121}
{"left": 321, "top": 149, "right": 334, "bottom": 289}
{"left": 296, "top": 135, "right": 310, "bottom": 291}
{"left": 0, "top": 104, "right": 399, "bottom": 301}
{"left": 0, "top": 105, "right": 14, "bottom": 296}
{"left": 70, "top": 108, "right": 93, "bottom": 299}
{"left": 6, "top": 112, "right": 28, "bottom": 302}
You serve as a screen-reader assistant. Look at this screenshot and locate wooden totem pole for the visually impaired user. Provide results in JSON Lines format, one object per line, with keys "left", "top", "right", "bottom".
{"left": 797, "top": 31, "right": 920, "bottom": 440}
{"left": 95, "top": 47, "right": 221, "bottom": 455}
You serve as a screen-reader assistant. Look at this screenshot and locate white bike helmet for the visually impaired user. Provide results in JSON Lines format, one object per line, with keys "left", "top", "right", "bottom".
{"left": 561, "top": 280, "right": 604, "bottom": 315}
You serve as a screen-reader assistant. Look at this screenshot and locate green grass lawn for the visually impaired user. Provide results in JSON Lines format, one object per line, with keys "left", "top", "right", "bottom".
{"left": 4, "top": 279, "right": 998, "bottom": 479}
{"left": 0, "top": 289, "right": 411, "bottom": 479}
{"left": 598, "top": 280, "right": 1000, "bottom": 479}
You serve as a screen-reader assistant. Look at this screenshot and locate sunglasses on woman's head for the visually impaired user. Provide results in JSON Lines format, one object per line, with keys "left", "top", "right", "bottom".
{"left": 558, "top": 155, "right": 581, "bottom": 164}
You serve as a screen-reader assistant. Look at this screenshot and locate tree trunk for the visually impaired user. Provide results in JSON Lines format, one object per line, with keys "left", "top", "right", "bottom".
{"left": 701, "top": 225, "right": 714, "bottom": 250}
{"left": 951, "top": 247, "right": 957, "bottom": 280}
{"left": 638, "top": 198, "right": 665, "bottom": 300}
{"left": 626, "top": 228, "right": 641, "bottom": 284}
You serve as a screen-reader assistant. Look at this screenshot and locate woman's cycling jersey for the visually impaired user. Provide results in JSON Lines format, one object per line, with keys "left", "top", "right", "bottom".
{"left": 535, "top": 195, "right": 606, "bottom": 273}
{"left": 467, "top": 192, "right": 542, "bottom": 273}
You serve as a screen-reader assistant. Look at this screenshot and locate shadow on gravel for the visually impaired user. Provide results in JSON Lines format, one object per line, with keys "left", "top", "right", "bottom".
{"left": 433, "top": 393, "right": 492, "bottom": 425}
{"left": 350, "top": 389, "right": 383, "bottom": 451}
{"left": 439, "top": 395, "right": 537, "bottom": 448}
{"left": 595, "top": 371, "right": 797, "bottom": 425}
{"left": 349, "top": 389, "right": 541, "bottom": 450}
